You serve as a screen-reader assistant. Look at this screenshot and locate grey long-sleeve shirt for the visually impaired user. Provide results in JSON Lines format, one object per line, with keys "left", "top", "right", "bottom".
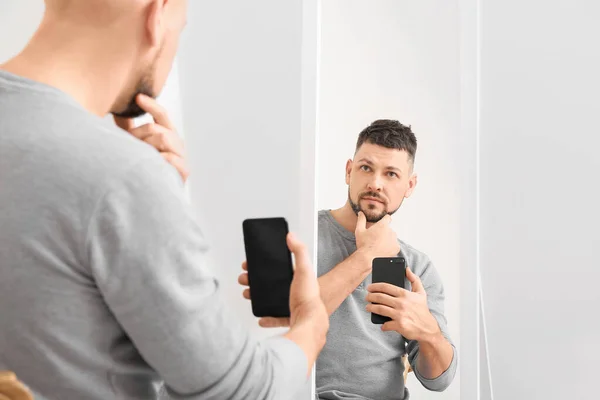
{"left": 0, "top": 70, "right": 307, "bottom": 400}
{"left": 315, "top": 210, "right": 457, "bottom": 400}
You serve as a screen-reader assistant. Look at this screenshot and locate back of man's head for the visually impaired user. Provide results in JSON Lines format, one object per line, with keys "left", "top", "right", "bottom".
{"left": 7, "top": 0, "right": 187, "bottom": 117}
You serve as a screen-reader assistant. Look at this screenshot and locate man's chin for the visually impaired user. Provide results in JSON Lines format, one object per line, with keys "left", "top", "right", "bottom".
{"left": 362, "top": 211, "right": 388, "bottom": 223}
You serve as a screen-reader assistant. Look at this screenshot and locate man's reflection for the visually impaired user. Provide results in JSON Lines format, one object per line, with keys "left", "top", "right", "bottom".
{"left": 315, "top": 119, "right": 457, "bottom": 400}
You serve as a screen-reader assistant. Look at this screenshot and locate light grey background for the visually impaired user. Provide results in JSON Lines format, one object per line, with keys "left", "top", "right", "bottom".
{"left": 478, "top": 1, "right": 600, "bottom": 399}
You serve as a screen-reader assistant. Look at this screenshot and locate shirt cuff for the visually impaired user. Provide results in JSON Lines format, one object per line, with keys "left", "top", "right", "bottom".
{"left": 413, "top": 344, "right": 457, "bottom": 392}
{"left": 266, "top": 335, "right": 309, "bottom": 395}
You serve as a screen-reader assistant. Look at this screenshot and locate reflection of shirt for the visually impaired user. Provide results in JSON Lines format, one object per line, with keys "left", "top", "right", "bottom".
{"left": 0, "top": 69, "right": 307, "bottom": 400}
{"left": 316, "top": 210, "right": 457, "bottom": 400}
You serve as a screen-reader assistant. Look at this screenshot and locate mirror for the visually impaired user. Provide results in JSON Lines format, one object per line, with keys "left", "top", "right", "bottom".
{"left": 314, "top": 1, "right": 464, "bottom": 399}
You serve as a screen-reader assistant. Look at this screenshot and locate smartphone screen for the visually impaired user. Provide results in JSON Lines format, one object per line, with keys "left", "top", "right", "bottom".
{"left": 371, "top": 257, "right": 406, "bottom": 324}
{"left": 242, "top": 217, "right": 293, "bottom": 317}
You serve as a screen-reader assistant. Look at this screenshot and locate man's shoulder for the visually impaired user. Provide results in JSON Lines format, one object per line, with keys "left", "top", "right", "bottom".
{"left": 397, "top": 240, "right": 436, "bottom": 276}
{"left": 318, "top": 209, "right": 331, "bottom": 220}
{"left": 3, "top": 91, "right": 171, "bottom": 201}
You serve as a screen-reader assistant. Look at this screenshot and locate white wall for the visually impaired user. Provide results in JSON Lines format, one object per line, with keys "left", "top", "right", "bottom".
{"left": 478, "top": 1, "right": 600, "bottom": 399}
{"left": 0, "top": 1, "right": 44, "bottom": 62}
{"left": 318, "top": 1, "right": 462, "bottom": 399}
{"left": 177, "top": 1, "right": 318, "bottom": 399}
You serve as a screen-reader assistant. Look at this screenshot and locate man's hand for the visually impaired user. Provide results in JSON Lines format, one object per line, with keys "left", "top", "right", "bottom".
{"left": 114, "top": 94, "right": 189, "bottom": 182}
{"left": 238, "top": 233, "right": 329, "bottom": 376}
{"left": 365, "top": 267, "right": 441, "bottom": 342}
{"left": 0, "top": 371, "right": 33, "bottom": 400}
{"left": 238, "top": 233, "right": 327, "bottom": 329}
{"left": 355, "top": 211, "right": 401, "bottom": 260}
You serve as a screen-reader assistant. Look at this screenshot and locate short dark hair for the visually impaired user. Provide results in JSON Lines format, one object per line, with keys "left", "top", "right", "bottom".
{"left": 355, "top": 119, "right": 417, "bottom": 163}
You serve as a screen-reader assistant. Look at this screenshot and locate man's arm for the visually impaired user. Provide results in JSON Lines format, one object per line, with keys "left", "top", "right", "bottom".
{"left": 86, "top": 155, "right": 315, "bottom": 399}
{"left": 405, "top": 260, "right": 457, "bottom": 391}
{"left": 318, "top": 249, "right": 371, "bottom": 315}
{"left": 365, "top": 258, "right": 457, "bottom": 392}
{"left": 318, "top": 212, "right": 401, "bottom": 315}
{"left": 414, "top": 330, "right": 455, "bottom": 380}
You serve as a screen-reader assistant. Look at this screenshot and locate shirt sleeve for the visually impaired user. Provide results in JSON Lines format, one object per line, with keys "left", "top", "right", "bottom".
{"left": 405, "top": 256, "right": 457, "bottom": 392}
{"left": 85, "top": 155, "right": 307, "bottom": 399}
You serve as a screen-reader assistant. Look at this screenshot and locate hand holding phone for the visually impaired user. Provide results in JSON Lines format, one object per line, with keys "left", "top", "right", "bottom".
{"left": 370, "top": 257, "right": 406, "bottom": 324}
{"left": 240, "top": 220, "right": 330, "bottom": 375}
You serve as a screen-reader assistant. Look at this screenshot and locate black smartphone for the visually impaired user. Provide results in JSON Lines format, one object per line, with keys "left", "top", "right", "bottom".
{"left": 371, "top": 257, "right": 406, "bottom": 324}
{"left": 242, "top": 217, "right": 294, "bottom": 317}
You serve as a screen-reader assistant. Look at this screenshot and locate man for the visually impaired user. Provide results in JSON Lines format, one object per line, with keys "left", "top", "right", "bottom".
{"left": 240, "top": 119, "right": 457, "bottom": 400}
{"left": 317, "top": 120, "right": 457, "bottom": 400}
{"left": 0, "top": 1, "right": 328, "bottom": 399}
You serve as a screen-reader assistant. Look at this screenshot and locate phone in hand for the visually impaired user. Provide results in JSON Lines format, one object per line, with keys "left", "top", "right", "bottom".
{"left": 371, "top": 256, "right": 406, "bottom": 324}
{"left": 242, "top": 217, "right": 294, "bottom": 317}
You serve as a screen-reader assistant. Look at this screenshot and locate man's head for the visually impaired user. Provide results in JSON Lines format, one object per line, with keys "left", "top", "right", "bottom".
{"left": 43, "top": 0, "right": 188, "bottom": 118}
{"left": 346, "top": 119, "right": 418, "bottom": 223}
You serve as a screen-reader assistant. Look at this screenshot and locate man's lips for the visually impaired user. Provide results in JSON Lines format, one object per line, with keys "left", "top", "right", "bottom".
{"left": 361, "top": 196, "right": 384, "bottom": 204}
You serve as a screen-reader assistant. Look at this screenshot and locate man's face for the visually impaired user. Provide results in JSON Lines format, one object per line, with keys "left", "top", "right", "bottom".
{"left": 113, "top": 0, "right": 188, "bottom": 118}
{"left": 346, "top": 142, "right": 417, "bottom": 223}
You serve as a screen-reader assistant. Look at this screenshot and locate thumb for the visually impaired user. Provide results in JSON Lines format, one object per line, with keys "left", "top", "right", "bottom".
{"left": 355, "top": 211, "right": 367, "bottom": 234}
{"left": 287, "top": 232, "right": 311, "bottom": 276}
{"left": 406, "top": 267, "right": 425, "bottom": 294}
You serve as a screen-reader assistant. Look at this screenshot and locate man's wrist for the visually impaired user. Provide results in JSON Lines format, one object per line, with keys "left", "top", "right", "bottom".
{"left": 285, "top": 318, "right": 328, "bottom": 366}
{"left": 419, "top": 326, "right": 444, "bottom": 348}
{"left": 353, "top": 248, "right": 373, "bottom": 272}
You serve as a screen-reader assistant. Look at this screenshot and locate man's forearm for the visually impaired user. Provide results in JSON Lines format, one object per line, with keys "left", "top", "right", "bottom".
{"left": 415, "top": 332, "right": 454, "bottom": 379}
{"left": 284, "top": 318, "right": 328, "bottom": 378}
{"left": 318, "top": 249, "right": 371, "bottom": 315}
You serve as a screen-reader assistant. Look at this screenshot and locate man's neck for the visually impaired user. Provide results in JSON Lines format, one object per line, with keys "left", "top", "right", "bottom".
{"left": 0, "top": 15, "right": 133, "bottom": 117}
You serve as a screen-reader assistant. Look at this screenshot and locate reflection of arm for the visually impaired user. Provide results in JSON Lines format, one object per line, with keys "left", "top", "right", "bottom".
{"left": 87, "top": 156, "right": 307, "bottom": 399}
{"left": 317, "top": 249, "right": 371, "bottom": 315}
{"left": 405, "top": 259, "right": 457, "bottom": 392}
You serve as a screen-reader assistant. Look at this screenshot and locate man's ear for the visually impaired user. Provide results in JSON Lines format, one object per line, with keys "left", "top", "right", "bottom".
{"left": 405, "top": 173, "right": 418, "bottom": 198}
{"left": 145, "top": 0, "right": 167, "bottom": 48}
{"left": 345, "top": 159, "right": 353, "bottom": 185}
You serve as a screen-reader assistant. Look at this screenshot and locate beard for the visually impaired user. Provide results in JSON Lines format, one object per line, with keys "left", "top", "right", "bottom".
{"left": 348, "top": 189, "right": 401, "bottom": 223}
{"left": 112, "top": 44, "right": 163, "bottom": 119}
{"left": 112, "top": 72, "right": 155, "bottom": 119}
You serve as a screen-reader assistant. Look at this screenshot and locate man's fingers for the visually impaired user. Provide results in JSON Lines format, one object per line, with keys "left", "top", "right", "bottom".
{"left": 0, "top": 371, "right": 16, "bottom": 381}
{"left": 287, "top": 232, "right": 310, "bottom": 275}
{"left": 238, "top": 272, "right": 249, "bottom": 286}
{"left": 160, "top": 152, "right": 189, "bottom": 182}
{"left": 136, "top": 94, "right": 174, "bottom": 130}
{"left": 146, "top": 132, "right": 184, "bottom": 157}
{"left": 376, "top": 214, "right": 392, "bottom": 226}
{"left": 406, "top": 267, "right": 425, "bottom": 294}
{"left": 367, "top": 282, "right": 406, "bottom": 297}
{"left": 381, "top": 321, "right": 397, "bottom": 332}
{"left": 113, "top": 115, "right": 135, "bottom": 131}
{"left": 242, "top": 261, "right": 248, "bottom": 271}
{"left": 366, "top": 303, "right": 395, "bottom": 319}
{"left": 365, "top": 292, "right": 398, "bottom": 308}
{"left": 242, "top": 288, "right": 250, "bottom": 299}
{"left": 142, "top": 127, "right": 184, "bottom": 157}
{"left": 355, "top": 211, "right": 366, "bottom": 233}
{"left": 258, "top": 317, "right": 290, "bottom": 328}
{"left": 128, "top": 123, "right": 167, "bottom": 141}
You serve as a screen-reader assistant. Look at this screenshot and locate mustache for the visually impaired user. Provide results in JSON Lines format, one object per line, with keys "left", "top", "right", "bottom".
{"left": 359, "top": 192, "right": 386, "bottom": 203}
